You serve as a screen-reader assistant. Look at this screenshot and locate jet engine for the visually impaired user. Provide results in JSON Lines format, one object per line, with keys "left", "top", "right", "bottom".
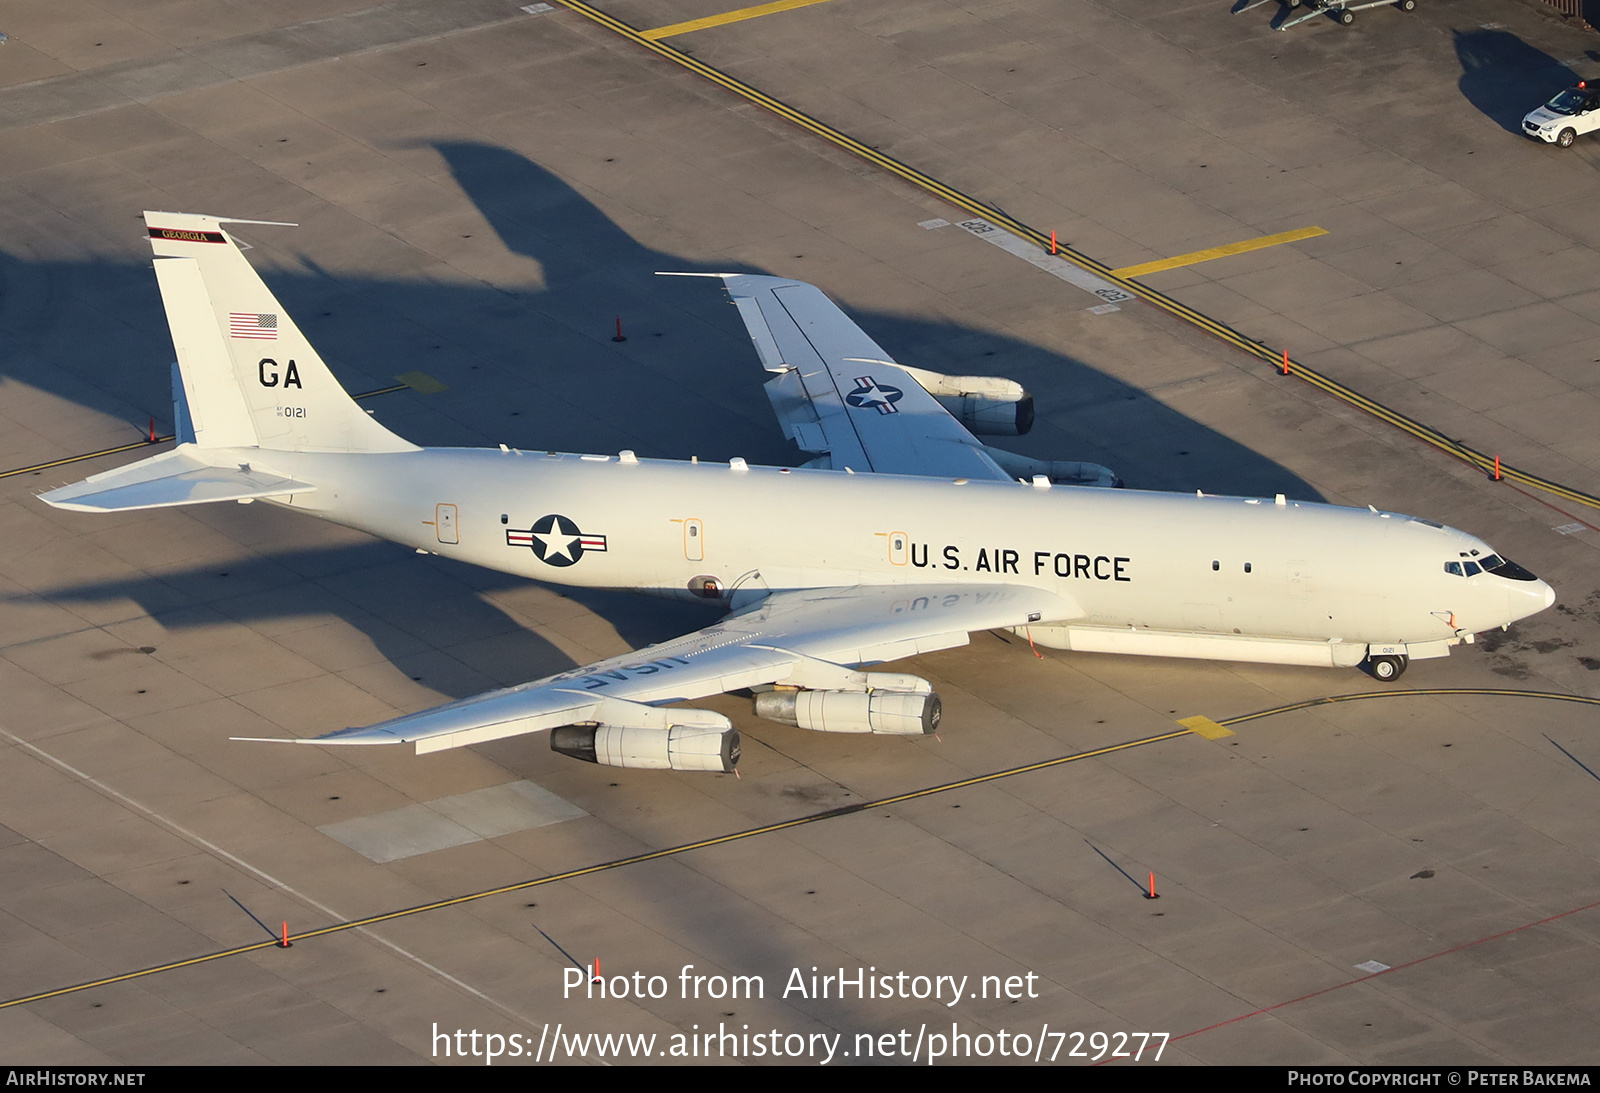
{"left": 982, "top": 445, "right": 1121, "bottom": 489}
{"left": 899, "top": 366, "right": 1034, "bottom": 436}
{"left": 754, "top": 684, "right": 941, "bottom": 735}
{"left": 549, "top": 724, "right": 740, "bottom": 772}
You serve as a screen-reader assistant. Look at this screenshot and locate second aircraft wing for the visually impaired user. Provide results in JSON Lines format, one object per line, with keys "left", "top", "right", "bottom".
{"left": 713, "top": 274, "right": 1017, "bottom": 481}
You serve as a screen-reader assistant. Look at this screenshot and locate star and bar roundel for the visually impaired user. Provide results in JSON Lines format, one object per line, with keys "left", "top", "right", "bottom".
{"left": 845, "top": 375, "right": 903, "bottom": 415}
{"left": 506, "top": 514, "right": 607, "bottom": 567}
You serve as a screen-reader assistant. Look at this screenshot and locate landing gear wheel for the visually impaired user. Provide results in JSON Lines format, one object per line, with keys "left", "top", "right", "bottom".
{"left": 1558, "top": 128, "right": 1577, "bottom": 148}
{"left": 1369, "top": 654, "right": 1408, "bottom": 682}
{"left": 1399, "top": 0, "right": 1415, "bottom": 10}
{"left": 1338, "top": 8, "right": 1354, "bottom": 22}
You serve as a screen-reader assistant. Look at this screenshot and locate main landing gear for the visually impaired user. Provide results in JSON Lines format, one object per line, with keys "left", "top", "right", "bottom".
{"left": 1367, "top": 654, "right": 1408, "bottom": 682}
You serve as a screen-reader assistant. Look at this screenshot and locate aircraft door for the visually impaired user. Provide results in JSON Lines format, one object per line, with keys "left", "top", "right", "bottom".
{"left": 436, "top": 503, "right": 459, "bottom": 545}
{"left": 1281, "top": 559, "right": 1316, "bottom": 632}
{"left": 684, "top": 518, "right": 704, "bottom": 561}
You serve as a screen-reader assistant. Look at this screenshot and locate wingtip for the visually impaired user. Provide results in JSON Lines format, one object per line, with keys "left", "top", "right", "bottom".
{"left": 229, "top": 733, "right": 400, "bottom": 745}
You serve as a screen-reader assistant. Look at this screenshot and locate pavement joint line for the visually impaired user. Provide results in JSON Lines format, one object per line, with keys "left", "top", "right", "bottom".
{"left": 0, "top": 1, "right": 533, "bottom": 133}
{"left": 1, "top": 727, "right": 1192, "bottom": 1010}
{"left": 553, "top": 0, "right": 1600, "bottom": 513}
{"left": 1160, "top": 892, "right": 1600, "bottom": 1052}
{"left": 1543, "top": 733, "right": 1600, "bottom": 784}
{"left": 640, "top": 0, "right": 837, "bottom": 40}
{"left": 0, "top": 383, "right": 408, "bottom": 482}
{"left": 8, "top": 686, "right": 1598, "bottom": 1010}
{"left": 0, "top": 722, "right": 535, "bottom": 1025}
{"left": 1110, "top": 226, "right": 1328, "bottom": 278}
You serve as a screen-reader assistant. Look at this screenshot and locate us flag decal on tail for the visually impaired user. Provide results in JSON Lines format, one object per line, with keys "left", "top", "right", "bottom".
{"left": 230, "top": 312, "right": 278, "bottom": 340}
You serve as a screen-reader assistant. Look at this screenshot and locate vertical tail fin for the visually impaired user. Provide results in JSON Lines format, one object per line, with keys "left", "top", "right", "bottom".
{"left": 145, "top": 212, "right": 417, "bottom": 453}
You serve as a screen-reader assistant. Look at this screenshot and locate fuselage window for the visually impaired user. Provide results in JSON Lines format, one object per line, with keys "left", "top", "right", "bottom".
{"left": 1211, "top": 560, "right": 1219, "bottom": 571}
{"left": 1243, "top": 562, "right": 1252, "bottom": 573}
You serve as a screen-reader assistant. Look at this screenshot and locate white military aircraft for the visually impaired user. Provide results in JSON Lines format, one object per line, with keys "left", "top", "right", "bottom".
{"left": 39, "top": 213, "right": 1555, "bottom": 773}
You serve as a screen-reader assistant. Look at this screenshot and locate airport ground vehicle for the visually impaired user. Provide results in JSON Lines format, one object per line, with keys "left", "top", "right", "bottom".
{"left": 1524, "top": 82, "right": 1600, "bottom": 146}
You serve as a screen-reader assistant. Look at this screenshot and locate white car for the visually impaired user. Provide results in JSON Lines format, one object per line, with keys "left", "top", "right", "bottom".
{"left": 1523, "top": 82, "right": 1600, "bottom": 147}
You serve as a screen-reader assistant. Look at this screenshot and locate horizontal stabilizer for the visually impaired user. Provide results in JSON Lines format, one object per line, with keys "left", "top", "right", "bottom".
{"left": 39, "top": 449, "right": 314, "bottom": 513}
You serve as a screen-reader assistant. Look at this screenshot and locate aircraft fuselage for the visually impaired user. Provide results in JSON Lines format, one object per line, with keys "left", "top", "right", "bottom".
{"left": 254, "top": 446, "right": 1552, "bottom": 663}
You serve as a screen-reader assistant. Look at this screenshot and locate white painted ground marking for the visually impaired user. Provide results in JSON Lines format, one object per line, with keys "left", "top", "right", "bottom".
{"left": 918, "top": 218, "right": 950, "bottom": 229}
{"left": 1355, "top": 960, "right": 1391, "bottom": 973}
{"left": 1555, "top": 522, "right": 1587, "bottom": 535}
{"left": 0, "top": 723, "right": 538, "bottom": 1026}
{"left": 954, "top": 218, "right": 1136, "bottom": 305}
{"left": 522, "top": 4, "right": 555, "bottom": 13}
{"left": 320, "top": 781, "right": 587, "bottom": 863}
{"left": 1088, "top": 303, "right": 1121, "bottom": 315}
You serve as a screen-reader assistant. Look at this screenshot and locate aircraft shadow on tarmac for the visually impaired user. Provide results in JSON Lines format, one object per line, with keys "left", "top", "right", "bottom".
{"left": 1456, "top": 28, "right": 1593, "bottom": 135}
{"left": 9, "top": 142, "right": 1321, "bottom": 710}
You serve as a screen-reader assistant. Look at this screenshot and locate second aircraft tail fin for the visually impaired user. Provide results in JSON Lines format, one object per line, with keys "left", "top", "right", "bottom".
{"left": 145, "top": 211, "right": 417, "bottom": 454}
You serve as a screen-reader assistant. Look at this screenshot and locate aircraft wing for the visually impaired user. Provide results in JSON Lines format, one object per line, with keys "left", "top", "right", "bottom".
{"left": 246, "top": 583, "right": 1079, "bottom": 755}
{"left": 713, "top": 274, "right": 1014, "bottom": 481}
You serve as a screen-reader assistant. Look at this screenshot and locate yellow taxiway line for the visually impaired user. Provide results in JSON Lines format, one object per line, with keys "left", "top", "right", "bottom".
{"left": 553, "top": 0, "right": 1600, "bottom": 513}
{"left": 1112, "top": 226, "right": 1328, "bottom": 278}
{"left": 641, "top": 0, "right": 836, "bottom": 40}
{"left": 6, "top": 687, "right": 1598, "bottom": 1010}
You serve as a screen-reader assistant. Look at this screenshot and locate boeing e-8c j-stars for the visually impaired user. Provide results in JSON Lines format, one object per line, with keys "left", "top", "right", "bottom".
{"left": 39, "top": 213, "right": 1555, "bottom": 773}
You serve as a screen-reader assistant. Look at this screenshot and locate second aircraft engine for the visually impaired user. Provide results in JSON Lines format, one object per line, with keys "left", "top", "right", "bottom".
{"left": 754, "top": 687, "right": 941, "bottom": 735}
{"left": 549, "top": 724, "right": 740, "bottom": 772}
{"left": 899, "top": 366, "right": 1034, "bottom": 436}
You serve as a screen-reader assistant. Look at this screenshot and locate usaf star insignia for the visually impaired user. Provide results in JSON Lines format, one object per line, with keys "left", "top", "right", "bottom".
{"left": 845, "top": 375, "right": 904, "bottom": 415}
{"left": 507, "top": 514, "right": 607, "bottom": 567}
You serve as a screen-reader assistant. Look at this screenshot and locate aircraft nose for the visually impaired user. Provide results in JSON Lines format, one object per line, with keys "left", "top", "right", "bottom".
{"left": 1510, "top": 578, "right": 1556, "bottom": 622}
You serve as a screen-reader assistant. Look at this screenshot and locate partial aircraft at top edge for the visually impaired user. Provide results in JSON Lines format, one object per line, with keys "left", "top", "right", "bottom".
{"left": 37, "top": 212, "right": 1556, "bottom": 774}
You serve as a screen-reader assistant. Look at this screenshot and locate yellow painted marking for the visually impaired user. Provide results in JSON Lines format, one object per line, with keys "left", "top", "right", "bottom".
{"left": 1, "top": 727, "right": 1188, "bottom": 1009}
{"left": 1112, "top": 227, "right": 1328, "bottom": 279}
{"left": 1178, "top": 715, "right": 1234, "bottom": 740}
{"left": 395, "top": 370, "right": 448, "bottom": 394}
{"left": 9, "top": 685, "right": 1600, "bottom": 1009}
{"left": 561, "top": 0, "right": 1600, "bottom": 508}
{"left": 641, "top": 0, "right": 836, "bottom": 40}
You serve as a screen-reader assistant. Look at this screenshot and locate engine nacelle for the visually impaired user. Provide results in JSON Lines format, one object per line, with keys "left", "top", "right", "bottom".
{"left": 754, "top": 688, "right": 941, "bottom": 735}
{"left": 983, "top": 445, "right": 1120, "bottom": 488}
{"left": 549, "top": 724, "right": 740, "bottom": 772}
{"left": 899, "top": 366, "right": 1034, "bottom": 436}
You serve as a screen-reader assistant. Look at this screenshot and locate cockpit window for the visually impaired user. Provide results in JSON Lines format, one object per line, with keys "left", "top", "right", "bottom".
{"left": 1444, "top": 562, "right": 1463, "bottom": 576}
{"left": 1464, "top": 561, "right": 1482, "bottom": 576}
{"left": 1480, "top": 555, "right": 1540, "bottom": 581}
